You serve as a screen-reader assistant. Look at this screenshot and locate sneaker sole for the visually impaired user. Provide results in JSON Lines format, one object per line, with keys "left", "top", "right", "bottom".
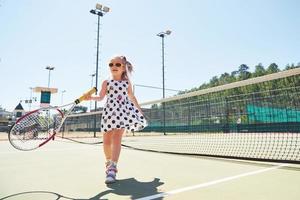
{"left": 105, "top": 179, "right": 116, "bottom": 184}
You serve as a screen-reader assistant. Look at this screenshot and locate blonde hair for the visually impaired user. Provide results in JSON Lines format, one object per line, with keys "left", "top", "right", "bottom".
{"left": 119, "top": 56, "right": 133, "bottom": 80}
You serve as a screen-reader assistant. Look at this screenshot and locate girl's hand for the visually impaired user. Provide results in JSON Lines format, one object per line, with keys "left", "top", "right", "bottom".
{"left": 85, "top": 95, "right": 93, "bottom": 101}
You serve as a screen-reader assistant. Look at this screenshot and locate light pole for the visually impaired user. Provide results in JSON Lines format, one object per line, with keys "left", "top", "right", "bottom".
{"left": 29, "top": 87, "right": 33, "bottom": 111}
{"left": 90, "top": 3, "right": 110, "bottom": 137}
{"left": 61, "top": 90, "right": 66, "bottom": 104}
{"left": 90, "top": 73, "right": 96, "bottom": 111}
{"left": 45, "top": 66, "right": 55, "bottom": 88}
{"left": 157, "top": 30, "right": 171, "bottom": 135}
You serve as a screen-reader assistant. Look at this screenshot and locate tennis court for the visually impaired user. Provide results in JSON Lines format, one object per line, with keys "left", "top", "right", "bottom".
{"left": 2, "top": 69, "right": 300, "bottom": 199}
{"left": 0, "top": 132, "right": 300, "bottom": 200}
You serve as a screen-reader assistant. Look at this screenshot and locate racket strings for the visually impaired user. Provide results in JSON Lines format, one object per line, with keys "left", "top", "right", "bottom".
{"left": 9, "top": 109, "right": 63, "bottom": 150}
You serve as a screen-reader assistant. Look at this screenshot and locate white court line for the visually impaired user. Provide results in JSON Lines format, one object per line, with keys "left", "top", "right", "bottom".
{"left": 135, "top": 163, "right": 289, "bottom": 200}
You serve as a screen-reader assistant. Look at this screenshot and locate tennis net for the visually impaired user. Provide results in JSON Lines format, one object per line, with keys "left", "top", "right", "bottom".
{"left": 63, "top": 68, "right": 300, "bottom": 164}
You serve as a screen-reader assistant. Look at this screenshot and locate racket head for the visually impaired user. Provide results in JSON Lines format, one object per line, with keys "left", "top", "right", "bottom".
{"left": 8, "top": 108, "right": 64, "bottom": 151}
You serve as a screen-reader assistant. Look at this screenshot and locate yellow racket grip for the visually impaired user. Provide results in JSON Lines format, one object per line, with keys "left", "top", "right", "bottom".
{"left": 75, "top": 87, "right": 97, "bottom": 104}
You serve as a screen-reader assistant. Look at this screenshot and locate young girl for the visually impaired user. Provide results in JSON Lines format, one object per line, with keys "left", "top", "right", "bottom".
{"left": 88, "top": 55, "right": 147, "bottom": 184}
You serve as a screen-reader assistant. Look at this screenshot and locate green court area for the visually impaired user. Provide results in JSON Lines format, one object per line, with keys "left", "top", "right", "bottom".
{"left": 0, "top": 136, "right": 299, "bottom": 200}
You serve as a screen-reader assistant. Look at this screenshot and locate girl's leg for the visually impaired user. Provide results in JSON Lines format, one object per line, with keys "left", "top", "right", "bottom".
{"left": 111, "top": 128, "right": 125, "bottom": 163}
{"left": 103, "top": 130, "right": 113, "bottom": 163}
{"left": 105, "top": 129, "right": 124, "bottom": 184}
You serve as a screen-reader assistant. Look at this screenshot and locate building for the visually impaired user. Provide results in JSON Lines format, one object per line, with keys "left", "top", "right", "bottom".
{"left": 0, "top": 106, "right": 13, "bottom": 132}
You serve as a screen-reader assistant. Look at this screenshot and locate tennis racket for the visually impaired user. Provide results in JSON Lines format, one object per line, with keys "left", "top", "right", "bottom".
{"left": 8, "top": 87, "right": 97, "bottom": 151}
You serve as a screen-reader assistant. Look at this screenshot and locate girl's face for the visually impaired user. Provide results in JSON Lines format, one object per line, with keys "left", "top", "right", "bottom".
{"left": 109, "top": 57, "right": 125, "bottom": 78}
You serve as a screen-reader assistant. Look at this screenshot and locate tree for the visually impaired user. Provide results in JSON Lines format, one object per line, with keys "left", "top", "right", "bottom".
{"left": 252, "top": 63, "right": 266, "bottom": 77}
{"left": 238, "top": 64, "right": 251, "bottom": 80}
{"left": 267, "top": 63, "right": 280, "bottom": 74}
{"left": 219, "top": 73, "right": 232, "bottom": 84}
{"left": 285, "top": 63, "right": 298, "bottom": 70}
{"left": 209, "top": 76, "right": 219, "bottom": 87}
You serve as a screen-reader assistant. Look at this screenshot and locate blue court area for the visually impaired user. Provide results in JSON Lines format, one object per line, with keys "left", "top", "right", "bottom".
{"left": 0, "top": 136, "right": 299, "bottom": 200}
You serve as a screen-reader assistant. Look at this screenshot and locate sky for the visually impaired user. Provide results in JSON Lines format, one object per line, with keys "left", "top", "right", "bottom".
{"left": 0, "top": 0, "right": 300, "bottom": 112}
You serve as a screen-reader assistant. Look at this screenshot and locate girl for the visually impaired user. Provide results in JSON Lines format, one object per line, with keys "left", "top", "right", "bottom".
{"left": 88, "top": 55, "right": 147, "bottom": 184}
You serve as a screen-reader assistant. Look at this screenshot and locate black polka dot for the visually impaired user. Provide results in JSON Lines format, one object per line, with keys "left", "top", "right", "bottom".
{"left": 112, "top": 120, "right": 115, "bottom": 124}
{"left": 129, "top": 119, "right": 133, "bottom": 123}
{"left": 114, "top": 83, "right": 118, "bottom": 86}
{"left": 116, "top": 125, "right": 120, "bottom": 128}
{"left": 119, "top": 87, "right": 122, "bottom": 90}
{"left": 110, "top": 100, "right": 113, "bottom": 103}
{"left": 109, "top": 108, "right": 113, "bottom": 111}
{"left": 108, "top": 116, "right": 111, "bottom": 119}
{"left": 123, "top": 92, "right": 126, "bottom": 95}
{"left": 132, "top": 115, "right": 136, "bottom": 118}
{"left": 110, "top": 94, "right": 113, "bottom": 98}
{"left": 108, "top": 125, "right": 111, "bottom": 128}
{"left": 114, "top": 90, "right": 118, "bottom": 94}
{"left": 135, "top": 110, "right": 139, "bottom": 113}
{"left": 104, "top": 129, "right": 107, "bottom": 132}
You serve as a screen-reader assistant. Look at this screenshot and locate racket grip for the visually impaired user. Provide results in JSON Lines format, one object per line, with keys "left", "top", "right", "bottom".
{"left": 75, "top": 87, "right": 97, "bottom": 104}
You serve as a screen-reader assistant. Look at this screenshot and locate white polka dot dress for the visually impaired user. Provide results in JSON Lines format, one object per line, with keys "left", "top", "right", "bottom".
{"left": 101, "top": 79, "right": 147, "bottom": 133}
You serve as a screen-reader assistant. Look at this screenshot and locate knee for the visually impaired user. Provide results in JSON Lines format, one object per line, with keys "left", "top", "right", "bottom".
{"left": 112, "top": 132, "right": 123, "bottom": 145}
{"left": 103, "top": 135, "right": 112, "bottom": 145}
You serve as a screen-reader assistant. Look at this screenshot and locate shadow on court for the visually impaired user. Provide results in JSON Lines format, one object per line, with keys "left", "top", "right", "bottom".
{"left": 0, "top": 178, "right": 164, "bottom": 200}
{"left": 85, "top": 177, "right": 164, "bottom": 200}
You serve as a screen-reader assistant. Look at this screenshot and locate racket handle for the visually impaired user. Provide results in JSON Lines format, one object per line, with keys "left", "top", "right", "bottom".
{"left": 75, "top": 87, "right": 97, "bottom": 104}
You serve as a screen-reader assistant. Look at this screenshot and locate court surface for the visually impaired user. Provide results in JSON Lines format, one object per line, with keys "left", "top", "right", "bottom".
{"left": 0, "top": 134, "right": 300, "bottom": 200}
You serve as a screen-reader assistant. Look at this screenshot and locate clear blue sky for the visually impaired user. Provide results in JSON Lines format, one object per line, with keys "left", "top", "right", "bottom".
{"left": 1, "top": 0, "right": 299, "bottom": 112}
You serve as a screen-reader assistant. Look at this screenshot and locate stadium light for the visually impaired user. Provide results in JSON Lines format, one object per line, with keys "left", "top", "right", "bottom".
{"left": 61, "top": 90, "right": 66, "bottom": 104}
{"left": 90, "top": 73, "right": 96, "bottom": 111}
{"left": 90, "top": 3, "right": 110, "bottom": 137}
{"left": 157, "top": 30, "right": 172, "bottom": 135}
{"left": 45, "top": 66, "right": 54, "bottom": 88}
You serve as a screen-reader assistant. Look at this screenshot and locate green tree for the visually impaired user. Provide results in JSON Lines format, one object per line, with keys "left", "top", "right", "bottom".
{"left": 238, "top": 64, "right": 251, "bottom": 80}
{"left": 209, "top": 76, "right": 219, "bottom": 87}
{"left": 252, "top": 63, "right": 266, "bottom": 77}
{"left": 267, "top": 63, "right": 280, "bottom": 74}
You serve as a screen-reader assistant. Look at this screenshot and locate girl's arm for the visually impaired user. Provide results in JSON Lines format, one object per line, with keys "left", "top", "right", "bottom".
{"left": 127, "top": 81, "right": 143, "bottom": 114}
{"left": 89, "top": 80, "right": 107, "bottom": 101}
